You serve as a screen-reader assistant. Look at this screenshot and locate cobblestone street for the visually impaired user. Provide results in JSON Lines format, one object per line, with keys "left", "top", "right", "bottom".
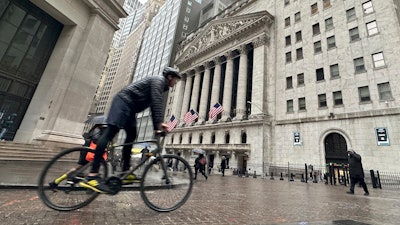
{"left": 1, "top": 175, "right": 399, "bottom": 225}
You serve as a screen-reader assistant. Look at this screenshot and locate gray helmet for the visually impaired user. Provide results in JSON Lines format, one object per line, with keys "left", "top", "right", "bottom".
{"left": 163, "top": 67, "right": 181, "bottom": 79}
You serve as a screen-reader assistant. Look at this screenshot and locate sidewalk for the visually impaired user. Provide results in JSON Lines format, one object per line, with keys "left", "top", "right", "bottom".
{"left": 1, "top": 171, "right": 399, "bottom": 224}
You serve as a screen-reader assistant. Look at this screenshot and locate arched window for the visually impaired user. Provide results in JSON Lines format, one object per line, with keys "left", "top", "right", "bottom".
{"left": 199, "top": 133, "right": 203, "bottom": 144}
{"left": 211, "top": 132, "right": 215, "bottom": 144}
{"left": 241, "top": 131, "right": 247, "bottom": 143}
{"left": 189, "top": 133, "right": 192, "bottom": 144}
{"left": 179, "top": 134, "right": 182, "bottom": 144}
{"left": 171, "top": 134, "right": 174, "bottom": 144}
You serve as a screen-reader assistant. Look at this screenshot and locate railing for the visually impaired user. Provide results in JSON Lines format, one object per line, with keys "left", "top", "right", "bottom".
{"left": 266, "top": 162, "right": 400, "bottom": 190}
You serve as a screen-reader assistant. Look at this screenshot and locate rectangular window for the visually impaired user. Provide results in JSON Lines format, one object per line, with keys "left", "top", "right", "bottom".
{"left": 314, "top": 41, "right": 322, "bottom": 53}
{"left": 299, "top": 97, "right": 306, "bottom": 110}
{"left": 372, "top": 52, "right": 385, "bottom": 68}
{"left": 366, "top": 21, "right": 378, "bottom": 36}
{"left": 333, "top": 91, "right": 343, "bottom": 106}
{"left": 316, "top": 68, "right": 324, "bottom": 81}
{"left": 296, "top": 48, "right": 303, "bottom": 60}
{"left": 311, "top": 3, "right": 318, "bottom": 15}
{"left": 346, "top": 8, "right": 356, "bottom": 22}
{"left": 287, "top": 99, "right": 294, "bottom": 113}
{"left": 354, "top": 57, "right": 366, "bottom": 73}
{"left": 297, "top": 73, "right": 304, "bottom": 86}
{"left": 295, "top": 12, "right": 301, "bottom": 22}
{"left": 323, "top": 0, "right": 331, "bottom": 9}
{"left": 363, "top": 1, "right": 374, "bottom": 14}
{"left": 349, "top": 27, "right": 360, "bottom": 41}
{"left": 286, "top": 52, "right": 292, "bottom": 63}
{"left": 327, "top": 36, "right": 336, "bottom": 49}
{"left": 285, "top": 35, "right": 291, "bottom": 46}
{"left": 325, "top": 17, "right": 334, "bottom": 30}
{"left": 378, "top": 82, "right": 392, "bottom": 100}
{"left": 285, "top": 17, "right": 291, "bottom": 27}
{"left": 295, "top": 31, "right": 302, "bottom": 42}
{"left": 286, "top": 76, "right": 293, "bottom": 89}
{"left": 312, "top": 23, "right": 320, "bottom": 35}
{"left": 318, "top": 94, "right": 327, "bottom": 108}
{"left": 184, "top": 16, "right": 190, "bottom": 22}
{"left": 358, "top": 86, "right": 371, "bottom": 102}
{"left": 330, "top": 64, "right": 339, "bottom": 78}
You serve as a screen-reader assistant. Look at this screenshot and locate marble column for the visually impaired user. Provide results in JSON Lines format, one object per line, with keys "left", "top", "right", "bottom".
{"left": 198, "top": 62, "right": 211, "bottom": 124}
{"left": 221, "top": 52, "right": 234, "bottom": 122}
{"left": 208, "top": 56, "right": 222, "bottom": 123}
{"left": 180, "top": 73, "right": 193, "bottom": 126}
{"left": 234, "top": 45, "right": 248, "bottom": 121}
{"left": 189, "top": 67, "right": 201, "bottom": 113}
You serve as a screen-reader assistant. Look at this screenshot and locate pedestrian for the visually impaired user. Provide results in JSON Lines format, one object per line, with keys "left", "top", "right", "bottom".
{"left": 80, "top": 67, "right": 181, "bottom": 193}
{"left": 346, "top": 149, "right": 369, "bottom": 196}
{"left": 194, "top": 154, "right": 208, "bottom": 180}
{"left": 220, "top": 156, "right": 227, "bottom": 176}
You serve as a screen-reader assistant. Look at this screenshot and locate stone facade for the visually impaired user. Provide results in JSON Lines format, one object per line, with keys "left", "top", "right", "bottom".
{"left": 13, "top": 0, "right": 127, "bottom": 147}
{"left": 167, "top": 0, "right": 400, "bottom": 175}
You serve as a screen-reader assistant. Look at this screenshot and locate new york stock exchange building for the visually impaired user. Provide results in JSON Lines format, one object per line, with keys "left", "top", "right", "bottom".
{"left": 163, "top": 0, "right": 400, "bottom": 177}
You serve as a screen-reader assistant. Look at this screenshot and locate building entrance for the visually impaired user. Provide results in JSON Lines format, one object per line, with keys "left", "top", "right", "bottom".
{"left": 324, "top": 132, "right": 349, "bottom": 185}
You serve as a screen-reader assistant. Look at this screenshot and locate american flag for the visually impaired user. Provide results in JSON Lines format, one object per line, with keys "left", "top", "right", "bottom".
{"left": 209, "top": 102, "right": 224, "bottom": 120}
{"left": 184, "top": 109, "right": 198, "bottom": 124}
{"left": 166, "top": 115, "right": 178, "bottom": 132}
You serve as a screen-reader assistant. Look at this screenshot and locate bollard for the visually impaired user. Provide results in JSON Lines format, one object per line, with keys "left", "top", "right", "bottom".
{"left": 301, "top": 174, "right": 305, "bottom": 182}
{"left": 253, "top": 170, "right": 257, "bottom": 178}
{"left": 280, "top": 172, "right": 284, "bottom": 180}
{"left": 313, "top": 174, "right": 318, "bottom": 183}
{"left": 270, "top": 172, "right": 274, "bottom": 180}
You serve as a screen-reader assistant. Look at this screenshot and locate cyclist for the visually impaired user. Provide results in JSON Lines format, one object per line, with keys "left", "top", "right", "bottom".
{"left": 80, "top": 67, "right": 182, "bottom": 193}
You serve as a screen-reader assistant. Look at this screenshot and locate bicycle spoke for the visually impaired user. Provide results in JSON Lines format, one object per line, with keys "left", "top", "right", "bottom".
{"left": 140, "top": 155, "right": 193, "bottom": 212}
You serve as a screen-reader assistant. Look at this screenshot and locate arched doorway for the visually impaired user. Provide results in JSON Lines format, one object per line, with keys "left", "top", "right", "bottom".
{"left": 324, "top": 132, "right": 348, "bottom": 164}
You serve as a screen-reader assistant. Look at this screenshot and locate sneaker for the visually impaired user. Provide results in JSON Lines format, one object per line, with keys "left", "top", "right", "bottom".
{"left": 122, "top": 174, "right": 141, "bottom": 184}
{"left": 79, "top": 176, "right": 111, "bottom": 193}
{"left": 346, "top": 191, "right": 354, "bottom": 195}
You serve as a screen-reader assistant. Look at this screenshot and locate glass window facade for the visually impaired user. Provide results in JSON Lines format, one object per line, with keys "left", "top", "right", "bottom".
{"left": 0, "top": 0, "right": 62, "bottom": 140}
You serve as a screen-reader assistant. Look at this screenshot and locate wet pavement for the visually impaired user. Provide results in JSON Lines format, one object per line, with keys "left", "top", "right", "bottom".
{"left": 1, "top": 174, "right": 400, "bottom": 225}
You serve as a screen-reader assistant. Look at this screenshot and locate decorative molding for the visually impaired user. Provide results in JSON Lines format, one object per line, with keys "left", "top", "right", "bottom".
{"left": 175, "top": 11, "right": 274, "bottom": 68}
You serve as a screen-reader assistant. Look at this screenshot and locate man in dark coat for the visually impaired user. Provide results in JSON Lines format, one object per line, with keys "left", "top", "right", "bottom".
{"left": 347, "top": 149, "right": 369, "bottom": 195}
{"left": 220, "top": 156, "right": 227, "bottom": 176}
{"left": 80, "top": 67, "right": 181, "bottom": 193}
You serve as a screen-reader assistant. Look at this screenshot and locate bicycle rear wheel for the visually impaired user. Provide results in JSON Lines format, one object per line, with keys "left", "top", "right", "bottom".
{"left": 140, "top": 154, "right": 194, "bottom": 212}
{"left": 37, "top": 147, "right": 107, "bottom": 211}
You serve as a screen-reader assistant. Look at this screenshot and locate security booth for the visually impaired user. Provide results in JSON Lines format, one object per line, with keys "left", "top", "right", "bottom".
{"left": 326, "top": 162, "right": 349, "bottom": 186}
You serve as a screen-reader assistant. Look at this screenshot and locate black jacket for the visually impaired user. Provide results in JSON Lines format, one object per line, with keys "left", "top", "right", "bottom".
{"left": 348, "top": 152, "right": 365, "bottom": 178}
{"left": 117, "top": 76, "right": 169, "bottom": 130}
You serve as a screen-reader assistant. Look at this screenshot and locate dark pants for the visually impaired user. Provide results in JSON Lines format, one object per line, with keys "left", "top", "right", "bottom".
{"left": 194, "top": 166, "right": 207, "bottom": 179}
{"left": 349, "top": 177, "right": 369, "bottom": 194}
{"left": 91, "top": 95, "right": 137, "bottom": 173}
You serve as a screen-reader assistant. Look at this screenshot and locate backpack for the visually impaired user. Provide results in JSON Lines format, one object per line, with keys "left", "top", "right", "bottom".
{"left": 199, "top": 157, "right": 206, "bottom": 165}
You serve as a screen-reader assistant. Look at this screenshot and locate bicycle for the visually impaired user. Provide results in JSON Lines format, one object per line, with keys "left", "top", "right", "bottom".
{"left": 37, "top": 132, "right": 194, "bottom": 212}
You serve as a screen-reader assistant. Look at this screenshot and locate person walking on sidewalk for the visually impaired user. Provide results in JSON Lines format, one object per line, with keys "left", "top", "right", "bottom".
{"left": 80, "top": 67, "right": 181, "bottom": 193}
{"left": 194, "top": 154, "right": 208, "bottom": 180}
{"left": 346, "top": 149, "right": 369, "bottom": 196}
{"left": 220, "top": 156, "right": 227, "bottom": 176}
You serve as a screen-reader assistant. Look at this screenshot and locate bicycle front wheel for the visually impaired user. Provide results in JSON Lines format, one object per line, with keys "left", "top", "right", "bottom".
{"left": 37, "top": 147, "right": 107, "bottom": 211}
{"left": 140, "top": 154, "right": 194, "bottom": 212}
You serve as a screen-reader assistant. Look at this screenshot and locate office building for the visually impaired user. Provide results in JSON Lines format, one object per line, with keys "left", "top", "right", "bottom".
{"left": 166, "top": 0, "right": 400, "bottom": 174}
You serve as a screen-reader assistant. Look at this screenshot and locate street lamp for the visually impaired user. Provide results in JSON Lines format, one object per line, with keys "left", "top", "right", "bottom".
{"left": 247, "top": 101, "right": 267, "bottom": 178}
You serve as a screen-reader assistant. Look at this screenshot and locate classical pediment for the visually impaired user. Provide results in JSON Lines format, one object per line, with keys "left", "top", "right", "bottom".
{"left": 175, "top": 11, "right": 273, "bottom": 67}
